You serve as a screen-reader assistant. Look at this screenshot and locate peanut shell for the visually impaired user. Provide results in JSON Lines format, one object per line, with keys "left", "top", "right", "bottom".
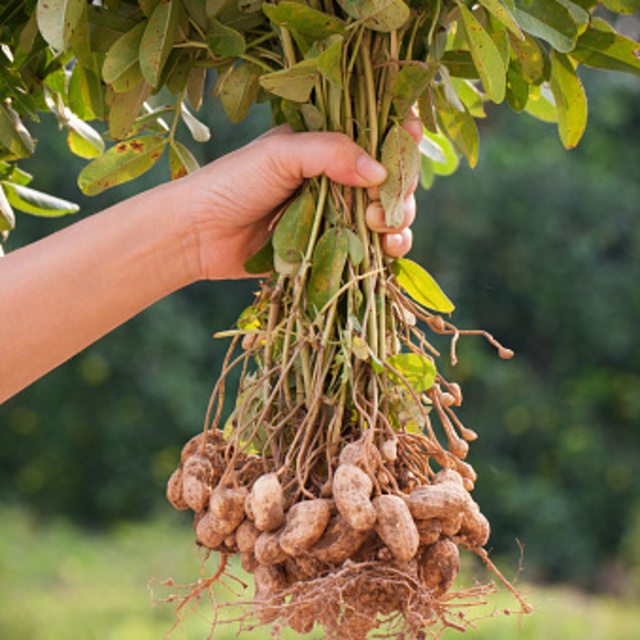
{"left": 279, "top": 499, "right": 332, "bottom": 556}
{"left": 372, "top": 495, "right": 419, "bottom": 563}
{"left": 332, "top": 464, "right": 376, "bottom": 532}
{"left": 251, "top": 473, "right": 284, "bottom": 532}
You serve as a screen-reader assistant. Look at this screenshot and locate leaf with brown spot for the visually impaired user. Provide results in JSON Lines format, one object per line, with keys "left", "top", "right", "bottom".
{"left": 169, "top": 139, "right": 200, "bottom": 180}
{"left": 78, "top": 135, "right": 168, "bottom": 196}
{"left": 139, "top": 0, "right": 181, "bottom": 87}
{"left": 36, "top": 0, "right": 85, "bottom": 51}
{"left": 379, "top": 124, "right": 420, "bottom": 229}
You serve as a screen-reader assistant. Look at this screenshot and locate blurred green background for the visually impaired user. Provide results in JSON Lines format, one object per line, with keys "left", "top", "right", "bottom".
{"left": 1, "top": 66, "right": 639, "bottom": 638}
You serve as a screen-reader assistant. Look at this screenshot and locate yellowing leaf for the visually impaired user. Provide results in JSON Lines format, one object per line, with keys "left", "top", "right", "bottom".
{"left": 169, "top": 139, "right": 200, "bottom": 179}
{"left": 379, "top": 124, "right": 420, "bottom": 229}
{"left": 103, "top": 22, "right": 146, "bottom": 93}
{"left": 550, "top": 51, "right": 587, "bottom": 149}
{"left": 260, "top": 59, "right": 319, "bottom": 102}
{"left": 392, "top": 258, "right": 455, "bottom": 313}
{"left": 386, "top": 353, "right": 437, "bottom": 392}
{"left": 78, "top": 136, "right": 168, "bottom": 196}
{"left": 306, "top": 227, "right": 349, "bottom": 313}
{"left": 459, "top": 5, "right": 506, "bottom": 104}
{"left": 2, "top": 182, "right": 79, "bottom": 216}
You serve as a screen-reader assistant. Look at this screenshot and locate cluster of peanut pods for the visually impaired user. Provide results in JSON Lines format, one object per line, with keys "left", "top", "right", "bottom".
{"left": 167, "top": 430, "right": 490, "bottom": 631}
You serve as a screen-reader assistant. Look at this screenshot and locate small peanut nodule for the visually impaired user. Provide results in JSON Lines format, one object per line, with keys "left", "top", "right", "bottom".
{"left": 279, "top": 499, "right": 332, "bottom": 556}
{"left": 332, "top": 464, "right": 376, "bottom": 532}
{"left": 251, "top": 473, "right": 284, "bottom": 532}
{"left": 372, "top": 495, "right": 419, "bottom": 563}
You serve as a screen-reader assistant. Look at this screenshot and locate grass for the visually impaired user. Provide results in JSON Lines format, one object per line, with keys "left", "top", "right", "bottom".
{"left": 0, "top": 505, "right": 638, "bottom": 640}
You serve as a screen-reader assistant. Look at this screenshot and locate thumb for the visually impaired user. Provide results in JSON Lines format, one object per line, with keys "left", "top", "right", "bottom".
{"left": 264, "top": 130, "right": 388, "bottom": 189}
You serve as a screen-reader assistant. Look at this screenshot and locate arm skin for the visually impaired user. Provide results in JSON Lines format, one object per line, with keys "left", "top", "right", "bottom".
{"left": 0, "top": 124, "right": 421, "bottom": 403}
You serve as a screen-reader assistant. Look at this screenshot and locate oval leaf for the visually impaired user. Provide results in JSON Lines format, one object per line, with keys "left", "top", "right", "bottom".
{"left": 379, "top": 124, "right": 420, "bottom": 229}
{"left": 549, "top": 50, "right": 587, "bottom": 148}
{"left": 78, "top": 136, "right": 168, "bottom": 196}
{"left": 337, "top": 0, "right": 410, "bottom": 32}
{"left": 103, "top": 21, "right": 146, "bottom": 92}
{"left": 459, "top": 5, "right": 506, "bottom": 104}
{"left": 2, "top": 182, "right": 79, "bottom": 217}
{"left": 392, "top": 258, "right": 455, "bottom": 313}
{"left": 260, "top": 59, "right": 319, "bottom": 102}
{"left": 180, "top": 104, "right": 211, "bottom": 142}
{"left": 386, "top": 353, "right": 437, "bottom": 393}
{"left": 263, "top": 3, "right": 345, "bottom": 40}
{"left": 220, "top": 61, "right": 262, "bottom": 123}
{"left": 67, "top": 118, "right": 106, "bottom": 159}
{"left": 0, "top": 185, "right": 16, "bottom": 231}
{"left": 570, "top": 24, "right": 640, "bottom": 77}
{"left": 139, "top": 0, "right": 180, "bottom": 87}
{"left": 306, "top": 227, "right": 349, "bottom": 313}
{"left": 207, "top": 18, "right": 246, "bottom": 57}
{"left": 514, "top": 0, "right": 578, "bottom": 53}
{"left": 273, "top": 188, "right": 316, "bottom": 263}
{"left": 36, "top": 0, "right": 84, "bottom": 51}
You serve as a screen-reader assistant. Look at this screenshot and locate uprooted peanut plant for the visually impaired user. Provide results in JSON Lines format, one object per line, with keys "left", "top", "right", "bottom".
{"left": 4, "top": 0, "right": 639, "bottom": 637}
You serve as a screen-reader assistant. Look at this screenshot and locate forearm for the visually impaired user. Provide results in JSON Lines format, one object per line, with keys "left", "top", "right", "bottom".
{"left": 0, "top": 182, "right": 197, "bottom": 402}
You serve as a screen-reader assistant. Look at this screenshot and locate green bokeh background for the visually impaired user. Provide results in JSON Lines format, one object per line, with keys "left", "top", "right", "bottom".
{"left": 1, "top": 66, "right": 639, "bottom": 638}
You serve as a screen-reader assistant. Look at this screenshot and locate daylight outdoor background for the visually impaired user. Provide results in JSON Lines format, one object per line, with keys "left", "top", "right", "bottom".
{"left": 1, "top": 64, "right": 639, "bottom": 639}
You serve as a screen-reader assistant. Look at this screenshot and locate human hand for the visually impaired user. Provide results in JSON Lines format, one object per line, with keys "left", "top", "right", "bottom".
{"left": 179, "top": 120, "right": 422, "bottom": 281}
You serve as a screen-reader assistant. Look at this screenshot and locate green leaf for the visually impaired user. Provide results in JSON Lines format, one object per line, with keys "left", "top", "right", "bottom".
{"left": 434, "top": 88, "right": 480, "bottom": 168}
{"left": 36, "top": 0, "right": 84, "bottom": 51}
{"left": 506, "top": 62, "right": 530, "bottom": 111}
{"left": 306, "top": 227, "right": 349, "bottom": 313}
{"left": 336, "top": 0, "right": 410, "bottom": 32}
{"left": 243, "top": 237, "right": 275, "bottom": 274}
{"left": 317, "top": 36, "right": 344, "bottom": 87}
{"left": 0, "top": 185, "right": 16, "bottom": 231}
{"left": 260, "top": 59, "right": 319, "bottom": 102}
{"left": 459, "top": 5, "right": 506, "bottom": 103}
{"left": 418, "top": 134, "right": 446, "bottom": 164}
{"left": 345, "top": 229, "right": 365, "bottom": 266}
{"left": 207, "top": 19, "right": 246, "bottom": 57}
{"left": 67, "top": 118, "right": 106, "bottom": 159}
{"left": 508, "top": 31, "right": 547, "bottom": 84}
{"left": 418, "top": 89, "right": 438, "bottom": 133}
{"left": 169, "top": 139, "right": 200, "bottom": 179}
{"left": 180, "top": 104, "right": 211, "bottom": 142}
{"left": 524, "top": 84, "right": 558, "bottom": 122}
{"left": 109, "top": 82, "right": 154, "bottom": 140}
{"left": 479, "top": 0, "right": 524, "bottom": 39}
{"left": 220, "top": 61, "right": 262, "bottom": 123}
{"left": 549, "top": 50, "right": 587, "bottom": 148}
{"left": 513, "top": 0, "right": 578, "bottom": 54}
{"left": 601, "top": 0, "right": 640, "bottom": 13}
{"left": 386, "top": 353, "right": 437, "bottom": 393}
{"left": 0, "top": 102, "right": 35, "bottom": 159}
{"left": 78, "top": 136, "right": 168, "bottom": 196}
{"left": 379, "top": 124, "right": 420, "bottom": 228}
{"left": 570, "top": 25, "right": 640, "bottom": 77}
{"left": 391, "top": 64, "right": 436, "bottom": 119}
{"left": 263, "top": 3, "right": 345, "bottom": 40}
{"left": 139, "top": 0, "right": 180, "bottom": 87}
{"left": 273, "top": 188, "right": 316, "bottom": 263}
{"left": 187, "top": 66, "right": 207, "bottom": 110}
{"left": 424, "top": 128, "right": 460, "bottom": 176}
{"left": 1, "top": 182, "right": 79, "bottom": 217}
{"left": 441, "top": 51, "right": 480, "bottom": 79}
{"left": 103, "top": 21, "right": 146, "bottom": 93}
{"left": 392, "top": 258, "right": 455, "bottom": 313}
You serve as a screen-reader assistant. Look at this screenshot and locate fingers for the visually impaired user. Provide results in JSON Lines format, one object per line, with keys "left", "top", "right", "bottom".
{"left": 383, "top": 228, "right": 413, "bottom": 258}
{"left": 402, "top": 107, "right": 423, "bottom": 144}
{"left": 365, "top": 196, "right": 416, "bottom": 234}
{"left": 265, "top": 130, "right": 387, "bottom": 189}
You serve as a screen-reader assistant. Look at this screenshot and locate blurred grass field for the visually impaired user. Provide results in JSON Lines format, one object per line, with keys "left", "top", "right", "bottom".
{"left": 1, "top": 506, "right": 638, "bottom": 640}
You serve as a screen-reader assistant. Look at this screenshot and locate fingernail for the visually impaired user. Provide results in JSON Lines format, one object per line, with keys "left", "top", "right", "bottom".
{"left": 356, "top": 155, "right": 387, "bottom": 184}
